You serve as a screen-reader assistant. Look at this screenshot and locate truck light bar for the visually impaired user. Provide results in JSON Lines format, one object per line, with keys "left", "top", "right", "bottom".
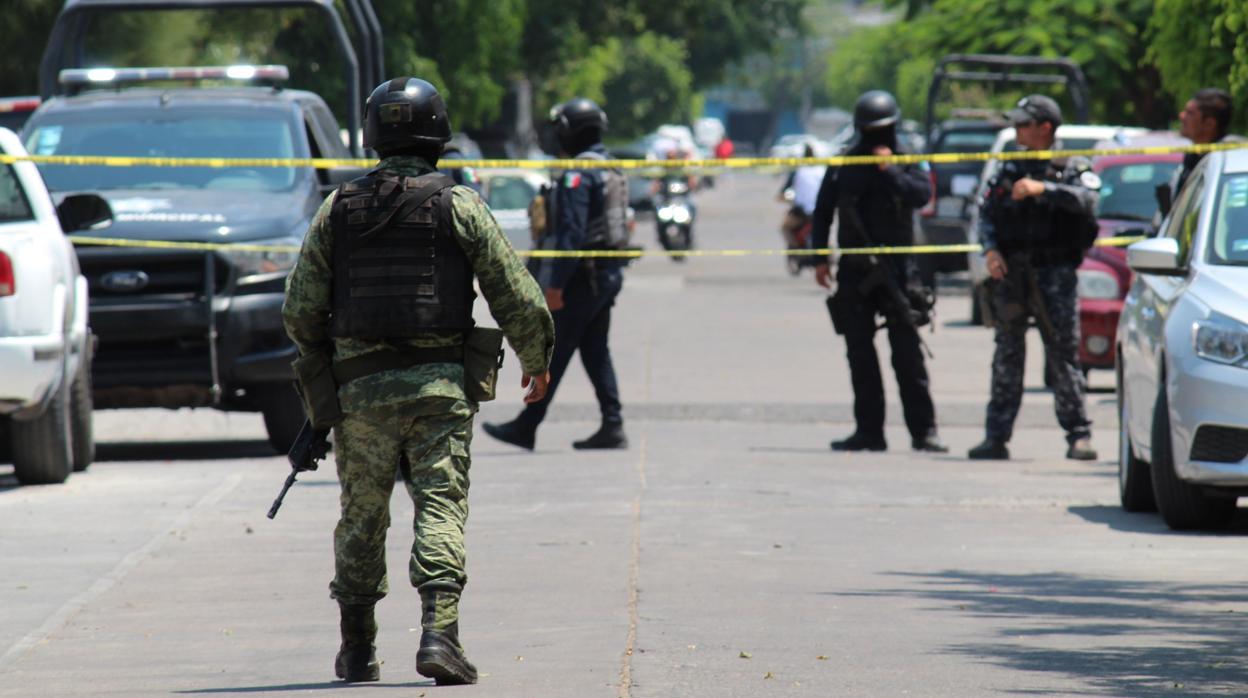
{"left": 0, "top": 97, "right": 41, "bottom": 113}
{"left": 58, "top": 65, "right": 289, "bottom": 89}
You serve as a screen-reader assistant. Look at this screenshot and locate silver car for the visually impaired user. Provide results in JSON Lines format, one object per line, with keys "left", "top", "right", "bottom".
{"left": 1117, "top": 147, "right": 1248, "bottom": 529}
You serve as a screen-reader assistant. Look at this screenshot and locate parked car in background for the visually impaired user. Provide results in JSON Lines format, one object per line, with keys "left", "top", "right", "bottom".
{"left": 0, "top": 97, "right": 41, "bottom": 134}
{"left": 0, "top": 127, "right": 111, "bottom": 484}
{"left": 965, "top": 124, "right": 1146, "bottom": 324}
{"left": 1117, "top": 147, "right": 1248, "bottom": 529}
{"left": 22, "top": 65, "right": 358, "bottom": 454}
{"left": 768, "top": 133, "right": 831, "bottom": 159}
{"left": 1077, "top": 133, "right": 1186, "bottom": 372}
{"left": 479, "top": 168, "right": 547, "bottom": 250}
{"left": 918, "top": 117, "right": 1005, "bottom": 273}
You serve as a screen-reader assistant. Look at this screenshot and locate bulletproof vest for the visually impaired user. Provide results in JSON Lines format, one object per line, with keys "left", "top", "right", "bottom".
{"left": 329, "top": 171, "right": 475, "bottom": 338}
{"left": 574, "top": 151, "right": 631, "bottom": 250}
{"left": 987, "top": 158, "right": 1093, "bottom": 264}
{"left": 836, "top": 143, "right": 919, "bottom": 249}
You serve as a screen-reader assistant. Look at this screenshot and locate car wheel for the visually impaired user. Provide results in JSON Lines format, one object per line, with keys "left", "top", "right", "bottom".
{"left": 258, "top": 384, "right": 306, "bottom": 454}
{"left": 70, "top": 358, "right": 94, "bottom": 472}
{"left": 1149, "top": 384, "right": 1236, "bottom": 530}
{"left": 1117, "top": 367, "right": 1154, "bottom": 512}
{"left": 12, "top": 370, "right": 73, "bottom": 485}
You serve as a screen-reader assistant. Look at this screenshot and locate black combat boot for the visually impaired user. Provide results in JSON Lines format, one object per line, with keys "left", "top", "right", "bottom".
{"left": 573, "top": 422, "right": 628, "bottom": 450}
{"left": 334, "top": 602, "right": 381, "bottom": 683}
{"left": 482, "top": 419, "right": 536, "bottom": 451}
{"left": 416, "top": 582, "right": 478, "bottom": 686}
{"left": 968, "top": 438, "right": 1010, "bottom": 460}
{"left": 1066, "top": 437, "right": 1097, "bottom": 461}
{"left": 830, "top": 432, "right": 887, "bottom": 452}
{"left": 911, "top": 431, "right": 949, "bottom": 453}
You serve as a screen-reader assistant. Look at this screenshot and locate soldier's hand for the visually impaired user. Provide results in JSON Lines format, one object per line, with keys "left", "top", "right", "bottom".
{"left": 544, "top": 287, "right": 565, "bottom": 311}
{"left": 985, "top": 249, "right": 1008, "bottom": 281}
{"left": 873, "top": 145, "right": 892, "bottom": 171}
{"left": 815, "top": 262, "right": 833, "bottom": 289}
{"left": 1011, "top": 177, "right": 1045, "bottom": 200}
{"left": 522, "top": 371, "right": 550, "bottom": 404}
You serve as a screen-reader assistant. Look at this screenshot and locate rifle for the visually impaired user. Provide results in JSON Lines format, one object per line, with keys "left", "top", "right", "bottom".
{"left": 267, "top": 420, "right": 331, "bottom": 519}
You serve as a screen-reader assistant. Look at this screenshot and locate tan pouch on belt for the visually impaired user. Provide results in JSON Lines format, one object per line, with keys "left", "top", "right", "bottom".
{"left": 463, "top": 327, "right": 505, "bottom": 403}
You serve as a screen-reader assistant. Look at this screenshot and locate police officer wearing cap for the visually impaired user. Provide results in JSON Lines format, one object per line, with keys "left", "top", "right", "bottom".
{"left": 968, "top": 94, "right": 1100, "bottom": 461}
{"left": 282, "top": 77, "right": 555, "bottom": 685}
{"left": 811, "top": 90, "right": 947, "bottom": 453}
{"left": 484, "top": 98, "right": 631, "bottom": 451}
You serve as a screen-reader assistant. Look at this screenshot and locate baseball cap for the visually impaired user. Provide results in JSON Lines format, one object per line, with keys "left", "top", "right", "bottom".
{"left": 1004, "top": 95, "right": 1063, "bottom": 127}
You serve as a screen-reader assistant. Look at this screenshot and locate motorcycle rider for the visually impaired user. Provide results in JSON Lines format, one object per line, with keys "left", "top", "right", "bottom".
{"left": 811, "top": 90, "right": 947, "bottom": 454}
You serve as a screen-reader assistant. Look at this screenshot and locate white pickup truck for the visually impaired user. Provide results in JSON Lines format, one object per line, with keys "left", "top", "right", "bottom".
{"left": 0, "top": 127, "right": 111, "bottom": 484}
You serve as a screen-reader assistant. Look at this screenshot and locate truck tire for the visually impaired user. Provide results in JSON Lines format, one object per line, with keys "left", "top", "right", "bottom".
{"left": 1149, "top": 385, "right": 1236, "bottom": 530}
{"left": 1117, "top": 369, "right": 1154, "bottom": 512}
{"left": 70, "top": 361, "right": 94, "bottom": 472}
{"left": 258, "top": 384, "right": 306, "bottom": 455}
{"left": 12, "top": 372, "right": 73, "bottom": 485}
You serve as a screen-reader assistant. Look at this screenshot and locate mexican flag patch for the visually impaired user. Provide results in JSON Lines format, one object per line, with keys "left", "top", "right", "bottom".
{"left": 564, "top": 172, "right": 582, "bottom": 188}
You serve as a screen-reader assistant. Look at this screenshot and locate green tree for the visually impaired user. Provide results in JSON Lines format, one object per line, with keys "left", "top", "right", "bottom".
{"left": 1148, "top": 0, "right": 1248, "bottom": 131}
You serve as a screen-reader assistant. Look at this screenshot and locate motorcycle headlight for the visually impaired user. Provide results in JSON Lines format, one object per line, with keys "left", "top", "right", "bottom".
{"left": 219, "top": 235, "right": 302, "bottom": 280}
{"left": 1076, "top": 269, "right": 1119, "bottom": 300}
{"left": 1193, "top": 319, "right": 1248, "bottom": 366}
{"left": 657, "top": 205, "right": 674, "bottom": 221}
{"left": 672, "top": 207, "right": 691, "bottom": 225}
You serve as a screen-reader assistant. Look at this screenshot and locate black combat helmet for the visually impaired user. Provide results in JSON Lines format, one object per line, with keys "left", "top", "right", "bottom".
{"left": 550, "top": 97, "right": 608, "bottom": 153}
{"left": 853, "top": 90, "right": 901, "bottom": 131}
{"left": 363, "top": 77, "right": 452, "bottom": 154}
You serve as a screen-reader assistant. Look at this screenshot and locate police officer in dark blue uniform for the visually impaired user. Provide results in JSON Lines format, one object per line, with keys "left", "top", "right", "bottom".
{"left": 968, "top": 95, "right": 1100, "bottom": 461}
{"left": 811, "top": 90, "right": 947, "bottom": 454}
{"left": 483, "top": 98, "right": 628, "bottom": 450}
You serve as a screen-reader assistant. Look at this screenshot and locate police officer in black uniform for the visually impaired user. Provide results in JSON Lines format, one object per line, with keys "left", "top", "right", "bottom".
{"left": 811, "top": 90, "right": 947, "bottom": 453}
{"left": 483, "top": 98, "right": 629, "bottom": 450}
{"left": 968, "top": 95, "right": 1100, "bottom": 461}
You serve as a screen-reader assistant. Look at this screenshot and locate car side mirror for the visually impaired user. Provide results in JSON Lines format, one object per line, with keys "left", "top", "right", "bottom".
{"left": 56, "top": 194, "right": 112, "bottom": 233}
{"left": 1126, "top": 237, "right": 1185, "bottom": 276}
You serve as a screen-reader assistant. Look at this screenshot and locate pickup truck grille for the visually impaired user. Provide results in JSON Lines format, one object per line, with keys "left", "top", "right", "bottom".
{"left": 76, "top": 248, "right": 231, "bottom": 300}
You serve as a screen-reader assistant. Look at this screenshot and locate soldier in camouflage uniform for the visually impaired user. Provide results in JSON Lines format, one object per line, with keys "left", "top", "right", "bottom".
{"left": 968, "top": 95, "right": 1100, "bottom": 461}
{"left": 282, "top": 78, "right": 554, "bottom": 685}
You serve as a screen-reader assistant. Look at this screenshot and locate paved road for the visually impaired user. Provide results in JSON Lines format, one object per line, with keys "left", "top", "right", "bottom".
{"left": 2, "top": 173, "right": 1246, "bottom": 697}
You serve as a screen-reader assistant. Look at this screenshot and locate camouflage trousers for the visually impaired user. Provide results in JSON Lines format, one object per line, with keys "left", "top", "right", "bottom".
{"left": 985, "top": 261, "right": 1091, "bottom": 445}
{"left": 329, "top": 398, "right": 476, "bottom": 608}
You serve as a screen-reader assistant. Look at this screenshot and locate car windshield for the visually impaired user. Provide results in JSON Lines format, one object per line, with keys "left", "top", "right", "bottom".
{"left": 935, "top": 130, "right": 999, "bottom": 153}
{"left": 1206, "top": 173, "right": 1248, "bottom": 266}
{"left": 25, "top": 109, "right": 300, "bottom": 192}
{"left": 486, "top": 176, "right": 536, "bottom": 211}
{"left": 1096, "top": 161, "right": 1179, "bottom": 221}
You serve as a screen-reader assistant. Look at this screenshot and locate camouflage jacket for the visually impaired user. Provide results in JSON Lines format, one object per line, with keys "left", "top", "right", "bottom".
{"left": 282, "top": 156, "right": 554, "bottom": 412}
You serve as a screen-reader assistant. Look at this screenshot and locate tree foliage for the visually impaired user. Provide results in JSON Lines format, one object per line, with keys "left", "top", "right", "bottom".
{"left": 1148, "top": 0, "right": 1248, "bottom": 131}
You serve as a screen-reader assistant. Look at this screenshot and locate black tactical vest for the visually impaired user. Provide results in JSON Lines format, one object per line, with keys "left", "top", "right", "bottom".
{"left": 988, "top": 158, "right": 1095, "bottom": 266}
{"left": 329, "top": 171, "right": 475, "bottom": 338}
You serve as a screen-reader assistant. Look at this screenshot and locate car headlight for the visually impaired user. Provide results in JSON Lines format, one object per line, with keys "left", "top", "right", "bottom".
{"left": 1193, "top": 319, "right": 1248, "bottom": 366}
{"left": 219, "top": 235, "right": 302, "bottom": 280}
{"left": 1077, "top": 269, "right": 1119, "bottom": 300}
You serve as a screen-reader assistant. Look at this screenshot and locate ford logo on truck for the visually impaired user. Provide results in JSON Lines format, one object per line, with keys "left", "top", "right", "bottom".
{"left": 99, "top": 270, "right": 150, "bottom": 292}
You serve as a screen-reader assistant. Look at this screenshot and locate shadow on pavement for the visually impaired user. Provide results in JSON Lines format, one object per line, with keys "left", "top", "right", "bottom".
{"left": 835, "top": 569, "right": 1248, "bottom": 696}
{"left": 1070, "top": 505, "right": 1248, "bottom": 536}
{"left": 96, "top": 439, "right": 279, "bottom": 462}
{"left": 175, "top": 680, "right": 433, "bottom": 693}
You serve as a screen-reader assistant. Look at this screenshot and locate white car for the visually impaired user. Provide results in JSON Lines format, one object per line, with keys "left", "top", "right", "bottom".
{"left": 965, "top": 124, "right": 1145, "bottom": 323}
{"left": 768, "top": 133, "right": 832, "bottom": 159}
{"left": 1117, "top": 147, "right": 1248, "bottom": 529}
{"left": 0, "top": 127, "right": 110, "bottom": 484}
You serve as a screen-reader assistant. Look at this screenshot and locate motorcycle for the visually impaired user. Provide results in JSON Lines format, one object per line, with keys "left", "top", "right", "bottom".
{"left": 778, "top": 187, "right": 817, "bottom": 276}
{"left": 654, "top": 177, "right": 695, "bottom": 261}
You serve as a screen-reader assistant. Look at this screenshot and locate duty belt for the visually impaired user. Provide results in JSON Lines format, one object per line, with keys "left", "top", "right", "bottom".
{"left": 331, "top": 345, "right": 464, "bottom": 385}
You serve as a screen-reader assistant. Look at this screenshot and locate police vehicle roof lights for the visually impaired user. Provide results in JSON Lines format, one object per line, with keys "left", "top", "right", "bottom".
{"left": 58, "top": 65, "right": 290, "bottom": 92}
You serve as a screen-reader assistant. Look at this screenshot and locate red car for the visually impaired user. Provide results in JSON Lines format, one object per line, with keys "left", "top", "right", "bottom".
{"left": 1077, "top": 134, "right": 1186, "bottom": 371}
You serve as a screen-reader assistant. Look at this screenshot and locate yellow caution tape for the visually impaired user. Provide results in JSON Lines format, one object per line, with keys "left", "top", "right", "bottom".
{"left": 68, "top": 234, "right": 1146, "bottom": 257}
{"left": 4, "top": 140, "right": 1246, "bottom": 170}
